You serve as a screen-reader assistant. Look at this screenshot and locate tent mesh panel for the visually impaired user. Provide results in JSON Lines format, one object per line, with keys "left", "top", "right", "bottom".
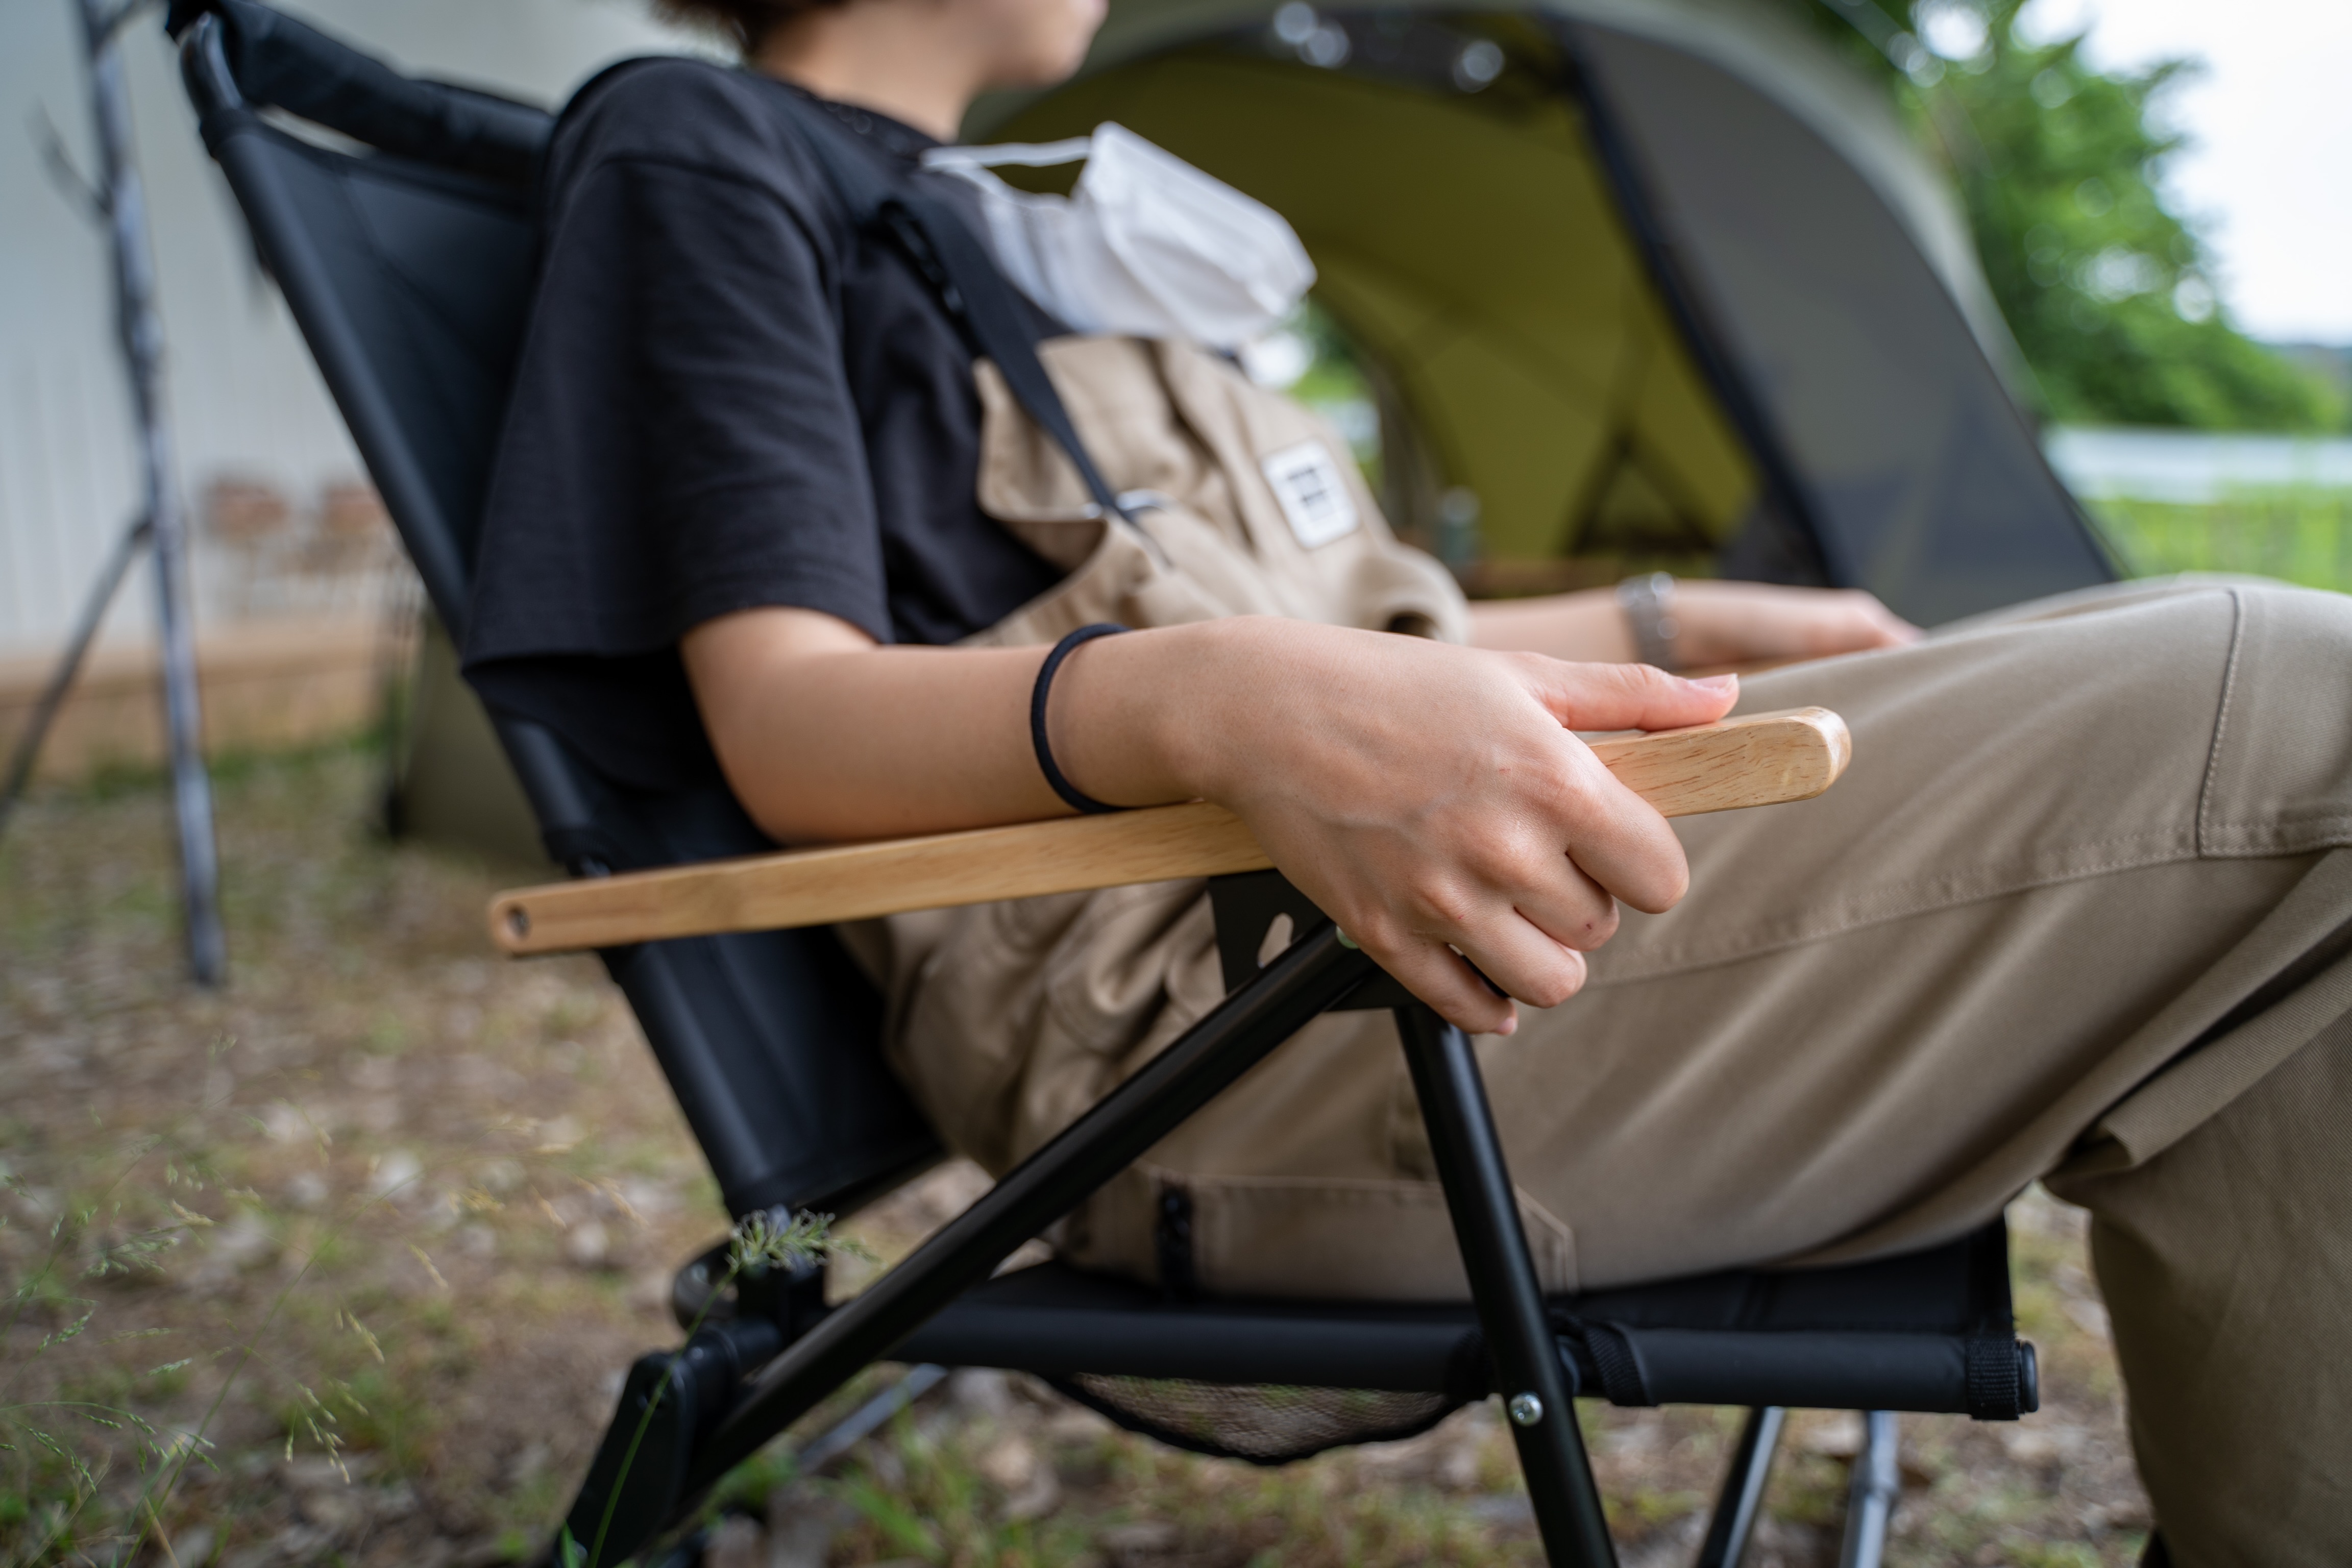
{"left": 1046, "top": 1375, "right": 1459, "bottom": 1466}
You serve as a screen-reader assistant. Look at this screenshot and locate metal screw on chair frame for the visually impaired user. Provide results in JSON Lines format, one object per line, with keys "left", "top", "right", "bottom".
{"left": 1508, "top": 1392, "right": 1545, "bottom": 1427}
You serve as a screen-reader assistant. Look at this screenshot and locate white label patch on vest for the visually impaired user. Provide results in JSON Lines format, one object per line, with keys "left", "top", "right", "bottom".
{"left": 1261, "top": 441, "right": 1359, "bottom": 549}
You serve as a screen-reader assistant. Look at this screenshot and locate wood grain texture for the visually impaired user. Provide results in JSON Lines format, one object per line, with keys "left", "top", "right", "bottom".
{"left": 488, "top": 707, "right": 1849, "bottom": 957}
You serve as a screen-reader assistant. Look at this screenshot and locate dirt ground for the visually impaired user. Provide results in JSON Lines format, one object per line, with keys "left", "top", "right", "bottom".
{"left": 3, "top": 746, "right": 2152, "bottom": 1566}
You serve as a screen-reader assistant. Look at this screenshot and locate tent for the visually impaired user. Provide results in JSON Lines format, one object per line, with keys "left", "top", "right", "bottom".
{"left": 974, "top": 0, "right": 2114, "bottom": 624}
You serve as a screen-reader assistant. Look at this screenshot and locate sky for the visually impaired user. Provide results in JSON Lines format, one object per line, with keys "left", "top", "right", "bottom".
{"left": 2002, "top": 0, "right": 2352, "bottom": 344}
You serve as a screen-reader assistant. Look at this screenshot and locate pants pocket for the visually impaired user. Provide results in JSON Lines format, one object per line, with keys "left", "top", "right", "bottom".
{"left": 1070, "top": 1164, "right": 1578, "bottom": 1302}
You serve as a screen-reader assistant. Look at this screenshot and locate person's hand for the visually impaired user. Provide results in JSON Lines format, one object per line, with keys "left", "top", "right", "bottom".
{"left": 1667, "top": 582, "right": 1918, "bottom": 668}
{"left": 1057, "top": 620, "right": 1742, "bottom": 1035}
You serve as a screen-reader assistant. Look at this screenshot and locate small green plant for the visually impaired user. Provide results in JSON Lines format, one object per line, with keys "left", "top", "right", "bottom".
{"left": 727, "top": 1208, "right": 863, "bottom": 1277}
{"left": 568, "top": 1208, "right": 869, "bottom": 1568}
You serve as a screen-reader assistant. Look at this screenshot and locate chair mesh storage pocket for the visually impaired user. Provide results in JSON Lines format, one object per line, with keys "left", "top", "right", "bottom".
{"left": 1048, "top": 1374, "right": 1459, "bottom": 1465}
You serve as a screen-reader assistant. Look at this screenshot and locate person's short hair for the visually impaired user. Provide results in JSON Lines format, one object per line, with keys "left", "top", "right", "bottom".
{"left": 654, "top": 0, "right": 848, "bottom": 51}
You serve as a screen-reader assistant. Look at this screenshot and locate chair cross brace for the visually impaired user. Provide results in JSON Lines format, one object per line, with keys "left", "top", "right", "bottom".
{"left": 559, "top": 911, "right": 1631, "bottom": 1567}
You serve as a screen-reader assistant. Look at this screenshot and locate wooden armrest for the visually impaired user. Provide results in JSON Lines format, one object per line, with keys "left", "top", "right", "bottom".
{"left": 487, "top": 706, "right": 1850, "bottom": 957}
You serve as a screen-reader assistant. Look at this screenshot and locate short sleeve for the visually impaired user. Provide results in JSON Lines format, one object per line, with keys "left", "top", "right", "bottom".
{"left": 457, "top": 62, "right": 1061, "bottom": 794}
{"left": 467, "top": 149, "right": 892, "bottom": 665}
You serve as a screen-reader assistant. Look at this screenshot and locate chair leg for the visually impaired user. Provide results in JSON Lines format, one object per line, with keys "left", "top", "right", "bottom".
{"left": 1693, "top": 1407, "right": 1783, "bottom": 1568}
{"left": 556, "top": 929, "right": 1379, "bottom": 1568}
{"left": 1836, "top": 1411, "right": 1900, "bottom": 1568}
{"left": 793, "top": 1364, "right": 949, "bottom": 1475}
{"left": 1394, "top": 1005, "right": 1618, "bottom": 1568}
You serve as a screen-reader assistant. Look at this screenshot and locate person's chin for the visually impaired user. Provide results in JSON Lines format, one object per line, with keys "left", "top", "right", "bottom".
{"left": 998, "top": 51, "right": 1090, "bottom": 90}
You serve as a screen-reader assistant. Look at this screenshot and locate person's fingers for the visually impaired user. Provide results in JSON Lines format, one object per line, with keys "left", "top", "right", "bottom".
{"left": 1477, "top": 667, "right": 1704, "bottom": 914}
{"left": 1818, "top": 591, "right": 1920, "bottom": 653}
{"left": 1472, "top": 726, "right": 1691, "bottom": 916}
{"left": 1565, "top": 785, "right": 1692, "bottom": 913}
{"left": 1420, "top": 805, "right": 1625, "bottom": 955}
{"left": 1359, "top": 927, "right": 1522, "bottom": 1035}
{"left": 1450, "top": 911, "right": 1594, "bottom": 1011}
{"left": 1506, "top": 852, "right": 1622, "bottom": 953}
{"left": 1667, "top": 582, "right": 1920, "bottom": 663}
{"left": 1856, "top": 594, "right": 1924, "bottom": 646}
{"left": 1385, "top": 855, "right": 1602, "bottom": 1007}
{"left": 1522, "top": 657, "right": 1739, "bottom": 734}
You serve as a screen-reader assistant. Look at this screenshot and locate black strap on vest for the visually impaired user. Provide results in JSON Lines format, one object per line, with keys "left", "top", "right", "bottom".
{"left": 773, "top": 89, "right": 1134, "bottom": 525}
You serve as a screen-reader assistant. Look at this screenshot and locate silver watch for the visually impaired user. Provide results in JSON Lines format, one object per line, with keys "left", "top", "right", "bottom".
{"left": 1616, "top": 572, "right": 1680, "bottom": 670}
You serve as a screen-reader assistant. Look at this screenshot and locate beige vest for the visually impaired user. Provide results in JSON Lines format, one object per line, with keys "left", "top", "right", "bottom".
{"left": 858, "top": 334, "right": 1466, "bottom": 1177}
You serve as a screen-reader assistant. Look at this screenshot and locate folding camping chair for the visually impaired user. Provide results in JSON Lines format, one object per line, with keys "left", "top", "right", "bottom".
{"left": 170, "top": 5, "right": 2040, "bottom": 1564}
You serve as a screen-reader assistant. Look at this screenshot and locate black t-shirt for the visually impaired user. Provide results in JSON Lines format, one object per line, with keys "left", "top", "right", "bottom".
{"left": 462, "top": 58, "right": 1066, "bottom": 792}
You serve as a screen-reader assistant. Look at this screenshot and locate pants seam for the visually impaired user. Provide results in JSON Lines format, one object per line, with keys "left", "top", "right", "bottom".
{"left": 2196, "top": 585, "right": 2247, "bottom": 857}
{"left": 1591, "top": 839, "right": 2209, "bottom": 986}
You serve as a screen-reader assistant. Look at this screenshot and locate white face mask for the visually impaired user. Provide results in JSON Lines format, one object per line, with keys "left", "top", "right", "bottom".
{"left": 922, "top": 124, "right": 1316, "bottom": 353}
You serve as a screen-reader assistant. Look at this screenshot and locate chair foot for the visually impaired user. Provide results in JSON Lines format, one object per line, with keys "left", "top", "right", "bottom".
{"left": 1694, "top": 1407, "right": 1782, "bottom": 1568}
{"left": 1835, "top": 1411, "right": 1899, "bottom": 1568}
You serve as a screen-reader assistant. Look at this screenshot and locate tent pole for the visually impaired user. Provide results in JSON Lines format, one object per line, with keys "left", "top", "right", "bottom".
{"left": 76, "top": 0, "right": 228, "bottom": 986}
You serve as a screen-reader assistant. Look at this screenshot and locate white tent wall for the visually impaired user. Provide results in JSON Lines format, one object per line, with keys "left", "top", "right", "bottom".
{"left": 0, "top": 0, "right": 701, "bottom": 662}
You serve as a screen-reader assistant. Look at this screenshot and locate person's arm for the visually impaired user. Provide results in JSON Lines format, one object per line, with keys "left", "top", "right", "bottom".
{"left": 1468, "top": 582, "right": 1919, "bottom": 666}
{"left": 684, "top": 607, "right": 1742, "bottom": 1036}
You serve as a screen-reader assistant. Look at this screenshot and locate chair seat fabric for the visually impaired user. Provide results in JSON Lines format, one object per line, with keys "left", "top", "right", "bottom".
{"left": 893, "top": 1219, "right": 2032, "bottom": 1462}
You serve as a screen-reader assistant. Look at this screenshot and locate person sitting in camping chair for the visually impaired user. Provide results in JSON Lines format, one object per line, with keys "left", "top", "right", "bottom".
{"left": 459, "top": 0, "right": 2352, "bottom": 1560}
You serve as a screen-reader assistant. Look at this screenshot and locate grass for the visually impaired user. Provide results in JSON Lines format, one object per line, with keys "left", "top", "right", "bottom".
{"left": 4, "top": 736, "right": 2159, "bottom": 1566}
{"left": 2088, "top": 483, "right": 2352, "bottom": 591}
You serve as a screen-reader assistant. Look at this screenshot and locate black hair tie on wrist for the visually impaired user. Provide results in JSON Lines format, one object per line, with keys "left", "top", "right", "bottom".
{"left": 1031, "top": 623, "right": 1130, "bottom": 815}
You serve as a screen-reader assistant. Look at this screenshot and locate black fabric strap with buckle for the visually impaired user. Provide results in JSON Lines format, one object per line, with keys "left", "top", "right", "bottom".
{"left": 776, "top": 94, "right": 1148, "bottom": 815}
{"left": 771, "top": 89, "right": 1133, "bottom": 525}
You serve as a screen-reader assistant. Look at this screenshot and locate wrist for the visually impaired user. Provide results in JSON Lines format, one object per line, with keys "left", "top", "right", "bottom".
{"left": 1045, "top": 620, "right": 1245, "bottom": 810}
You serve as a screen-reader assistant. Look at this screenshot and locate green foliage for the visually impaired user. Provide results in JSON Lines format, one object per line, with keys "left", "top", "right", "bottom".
{"left": 1830, "top": 0, "right": 2338, "bottom": 429}
{"left": 726, "top": 1208, "right": 870, "bottom": 1276}
{"left": 571, "top": 1209, "right": 869, "bottom": 1568}
{"left": 2087, "top": 484, "right": 2352, "bottom": 590}
{"left": 2, "top": 1148, "right": 215, "bottom": 1568}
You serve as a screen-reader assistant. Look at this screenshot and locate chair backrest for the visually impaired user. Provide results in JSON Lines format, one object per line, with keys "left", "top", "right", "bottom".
{"left": 173, "top": 0, "right": 941, "bottom": 1218}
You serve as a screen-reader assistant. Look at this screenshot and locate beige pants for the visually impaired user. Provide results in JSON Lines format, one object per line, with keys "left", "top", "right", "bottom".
{"left": 1045, "top": 579, "right": 2352, "bottom": 1567}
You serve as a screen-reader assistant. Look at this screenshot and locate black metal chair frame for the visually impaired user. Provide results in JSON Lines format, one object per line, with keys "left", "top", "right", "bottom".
{"left": 169, "top": 6, "right": 2037, "bottom": 1565}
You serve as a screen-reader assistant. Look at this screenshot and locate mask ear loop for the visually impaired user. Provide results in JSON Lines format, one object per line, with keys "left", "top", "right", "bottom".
{"left": 921, "top": 135, "right": 1094, "bottom": 172}
{"left": 785, "top": 99, "right": 1170, "bottom": 563}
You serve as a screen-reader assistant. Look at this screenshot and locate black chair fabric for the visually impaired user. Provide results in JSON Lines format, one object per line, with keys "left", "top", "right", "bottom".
{"left": 898, "top": 1218, "right": 2033, "bottom": 1423}
{"left": 169, "top": 0, "right": 550, "bottom": 182}
{"left": 1571, "top": 20, "right": 2115, "bottom": 625}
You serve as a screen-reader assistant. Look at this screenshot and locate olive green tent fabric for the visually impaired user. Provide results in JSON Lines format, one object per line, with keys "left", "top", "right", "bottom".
{"left": 981, "top": 0, "right": 2114, "bottom": 623}
{"left": 995, "top": 49, "right": 1755, "bottom": 587}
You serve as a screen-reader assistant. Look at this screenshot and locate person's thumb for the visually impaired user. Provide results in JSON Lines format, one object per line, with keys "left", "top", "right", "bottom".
{"left": 1532, "top": 661, "right": 1739, "bottom": 733}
